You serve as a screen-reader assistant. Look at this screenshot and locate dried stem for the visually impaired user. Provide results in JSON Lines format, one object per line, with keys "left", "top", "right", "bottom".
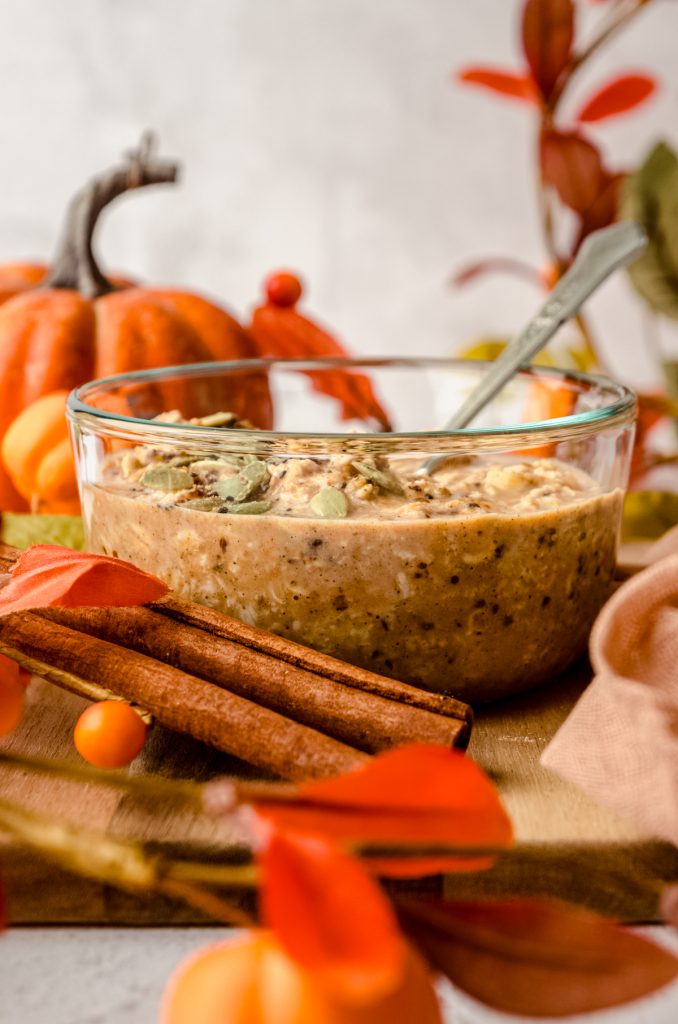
{"left": 159, "top": 878, "right": 257, "bottom": 927}
{"left": 0, "top": 639, "right": 154, "bottom": 726}
{"left": 0, "top": 797, "right": 257, "bottom": 907}
{"left": 0, "top": 797, "right": 160, "bottom": 891}
{"left": 42, "top": 132, "right": 178, "bottom": 299}
{"left": 0, "top": 749, "right": 202, "bottom": 809}
{"left": 574, "top": 313, "right": 609, "bottom": 375}
{"left": 561, "top": 0, "right": 654, "bottom": 99}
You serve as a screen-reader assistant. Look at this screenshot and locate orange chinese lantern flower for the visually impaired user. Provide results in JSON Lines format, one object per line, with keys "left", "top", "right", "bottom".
{"left": 0, "top": 653, "right": 24, "bottom": 736}
{"left": 160, "top": 931, "right": 443, "bottom": 1024}
{"left": 1, "top": 391, "right": 80, "bottom": 514}
{"left": 250, "top": 271, "right": 392, "bottom": 431}
{"left": 259, "top": 832, "right": 406, "bottom": 1005}
{"left": 252, "top": 744, "right": 513, "bottom": 878}
{"left": 0, "top": 544, "right": 169, "bottom": 616}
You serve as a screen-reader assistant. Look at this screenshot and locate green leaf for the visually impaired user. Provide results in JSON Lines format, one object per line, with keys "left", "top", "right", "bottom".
{"left": 622, "top": 491, "right": 678, "bottom": 540}
{"left": 621, "top": 141, "right": 678, "bottom": 320}
{"left": 658, "top": 165, "right": 678, "bottom": 279}
{"left": 0, "top": 513, "right": 85, "bottom": 551}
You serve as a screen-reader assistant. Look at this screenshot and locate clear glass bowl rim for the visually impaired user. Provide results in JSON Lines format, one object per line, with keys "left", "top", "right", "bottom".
{"left": 67, "top": 357, "right": 637, "bottom": 454}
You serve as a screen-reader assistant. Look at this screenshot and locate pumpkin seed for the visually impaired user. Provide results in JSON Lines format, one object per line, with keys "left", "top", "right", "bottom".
{"left": 194, "top": 411, "right": 256, "bottom": 430}
{"left": 196, "top": 412, "right": 240, "bottom": 428}
{"left": 241, "top": 460, "right": 269, "bottom": 488}
{"left": 182, "top": 497, "right": 222, "bottom": 512}
{"left": 170, "top": 454, "right": 203, "bottom": 467}
{"left": 141, "top": 466, "right": 194, "bottom": 491}
{"left": 351, "top": 460, "right": 403, "bottom": 495}
{"left": 212, "top": 476, "right": 253, "bottom": 502}
{"left": 226, "top": 500, "right": 273, "bottom": 515}
{"left": 310, "top": 487, "right": 349, "bottom": 518}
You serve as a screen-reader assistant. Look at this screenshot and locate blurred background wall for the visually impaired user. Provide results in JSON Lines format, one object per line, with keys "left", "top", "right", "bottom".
{"left": 0, "top": 0, "right": 676, "bottom": 388}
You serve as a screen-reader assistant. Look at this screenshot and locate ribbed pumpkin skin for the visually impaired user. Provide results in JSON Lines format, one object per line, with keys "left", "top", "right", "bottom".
{"left": 0, "top": 287, "right": 273, "bottom": 508}
{"left": 0, "top": 264, "right": 132, "bottom": 306}
{"left": 0, "top": 263, "right": 47, "bottom": 306}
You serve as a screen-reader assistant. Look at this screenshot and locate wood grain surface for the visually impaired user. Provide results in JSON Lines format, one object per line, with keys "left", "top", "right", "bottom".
{"left": 2, "top": 659, "right": 677, "bottom": 925}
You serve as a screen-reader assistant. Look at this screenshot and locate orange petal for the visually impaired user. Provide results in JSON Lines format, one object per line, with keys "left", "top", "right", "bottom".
{"left": 398, "top": 897, "right": 678, "bottom": 1018}
{"left": 250, "top": 305, "right": 392, "bottom": 430}
{"left": 260, "top": 831, "right": 406, "bottom": 1005}
{"left": 0, "top": 545, "right": 169, "bottom": 615}
{"left": 255, "top": 744, "right": 512, "bottom": 877}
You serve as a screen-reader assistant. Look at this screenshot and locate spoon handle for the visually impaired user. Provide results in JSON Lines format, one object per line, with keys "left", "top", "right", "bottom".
{"left": 420, "top": 221, "right": 646, "bottom": 475}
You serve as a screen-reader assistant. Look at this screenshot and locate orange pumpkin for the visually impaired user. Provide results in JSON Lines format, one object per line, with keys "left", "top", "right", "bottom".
{"left": 160, "top": 932, "right": 443, "bottom": 1024}
{"left": 0, "top": 136, "right": 272, "bottom": 510}
{"left": 1, "top": 391, "right": 80, "bottom": 514}
{"left": 0, "top": 262, "right": 47, "bottom": 305}
{"left": 0, "top": 264, "right": 133, "bottom": 307}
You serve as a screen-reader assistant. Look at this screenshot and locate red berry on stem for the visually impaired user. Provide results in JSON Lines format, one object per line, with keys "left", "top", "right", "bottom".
{"left": 265, "top": 271, "right": 303, "bottom": 308}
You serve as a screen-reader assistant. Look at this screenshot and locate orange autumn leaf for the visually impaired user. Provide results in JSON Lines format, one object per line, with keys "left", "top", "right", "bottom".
{"left": 540, "top": 130, "right": 604, "bottom": 215}
{"left": 521, "top": 0, "right": 574, "bottom": 101}
{"left": 0, "top": 544, "right": 169, "bottom": 615}
{"left": 397, "top": 897, "right": 678, "bottom": 1018}
{"left": 630, "top": 393, "right": 668, "bottom": 484}
{"left": 576, "top": 73, "right": 657, "bottom": 123}
{"left": 255, "top": 744, "right": 512, "bottom": 877}
{"left": 260, "top": 831, "right": 406, "bottom": 1007}
{"left": 458, "top": 67, "right": 538, "bottom": 103}
{"left": 249, "top": 272, "right": 392, "bottom": 430}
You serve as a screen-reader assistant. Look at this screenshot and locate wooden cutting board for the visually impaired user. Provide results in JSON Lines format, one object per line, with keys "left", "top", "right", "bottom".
{"left": 1, "top": 656, "right": 676, "bottom": 925}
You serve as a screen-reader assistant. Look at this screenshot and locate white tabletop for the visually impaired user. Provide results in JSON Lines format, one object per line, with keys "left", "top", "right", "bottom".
{"left": 1, "top": 927, "right": 677, "bottom": 1024}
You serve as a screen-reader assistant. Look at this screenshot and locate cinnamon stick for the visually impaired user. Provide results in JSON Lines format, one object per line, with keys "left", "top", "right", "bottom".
{"left": 154, "top": 596, "right": 471, "bottom": 725}
{"left": 0, "top": 611, "right": 367, "bottom": 781}
{"left": 39, "top": 605, "right": 470, "bottom": 751}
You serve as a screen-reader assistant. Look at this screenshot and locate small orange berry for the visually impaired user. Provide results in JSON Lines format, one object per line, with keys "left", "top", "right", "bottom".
{"left": 265, "top": 271, "right": 303, "bottom": 308}
{"left": 74, "top": 700, "right": 148, "bottom": 768}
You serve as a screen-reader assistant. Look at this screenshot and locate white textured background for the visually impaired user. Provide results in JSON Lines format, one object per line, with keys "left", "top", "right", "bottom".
{"left": 0, "top": 0, "right": 677, "bottom": 386}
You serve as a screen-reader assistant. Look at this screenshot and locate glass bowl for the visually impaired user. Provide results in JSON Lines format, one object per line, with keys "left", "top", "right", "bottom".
{"left": 67, "top": 358, "right": 636, "bottom": 703}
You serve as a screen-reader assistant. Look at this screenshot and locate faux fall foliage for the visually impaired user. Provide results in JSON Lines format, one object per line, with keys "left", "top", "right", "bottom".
{"left": 0, "top": 545, "right": 677, "bottom": 1020}
{"left": 454, "top": 0, "right": 678, "bottom": 508}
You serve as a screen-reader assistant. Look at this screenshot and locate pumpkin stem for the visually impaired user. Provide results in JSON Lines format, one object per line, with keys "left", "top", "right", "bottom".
{"left": 43, "top": 132, "right": 179, "bottom": 299}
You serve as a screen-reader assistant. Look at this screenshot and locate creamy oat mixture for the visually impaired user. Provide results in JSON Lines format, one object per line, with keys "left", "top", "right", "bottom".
{"left": 86, "top": 412, "right": 622, "bottom": 701}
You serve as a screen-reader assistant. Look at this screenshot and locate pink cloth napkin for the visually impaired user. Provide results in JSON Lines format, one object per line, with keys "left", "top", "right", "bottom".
{"left": 541, "top": 532, "right": 678, "bottom": 845}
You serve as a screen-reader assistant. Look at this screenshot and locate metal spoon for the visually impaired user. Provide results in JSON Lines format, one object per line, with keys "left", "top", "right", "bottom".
{"left": 419, "top": 220, "right": 647, "bottom": 475}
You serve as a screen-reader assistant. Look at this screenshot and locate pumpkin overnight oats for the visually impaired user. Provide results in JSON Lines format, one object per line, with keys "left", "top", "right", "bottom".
{"left": 84, "top": 410, "right": 623, "bottom": 702}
